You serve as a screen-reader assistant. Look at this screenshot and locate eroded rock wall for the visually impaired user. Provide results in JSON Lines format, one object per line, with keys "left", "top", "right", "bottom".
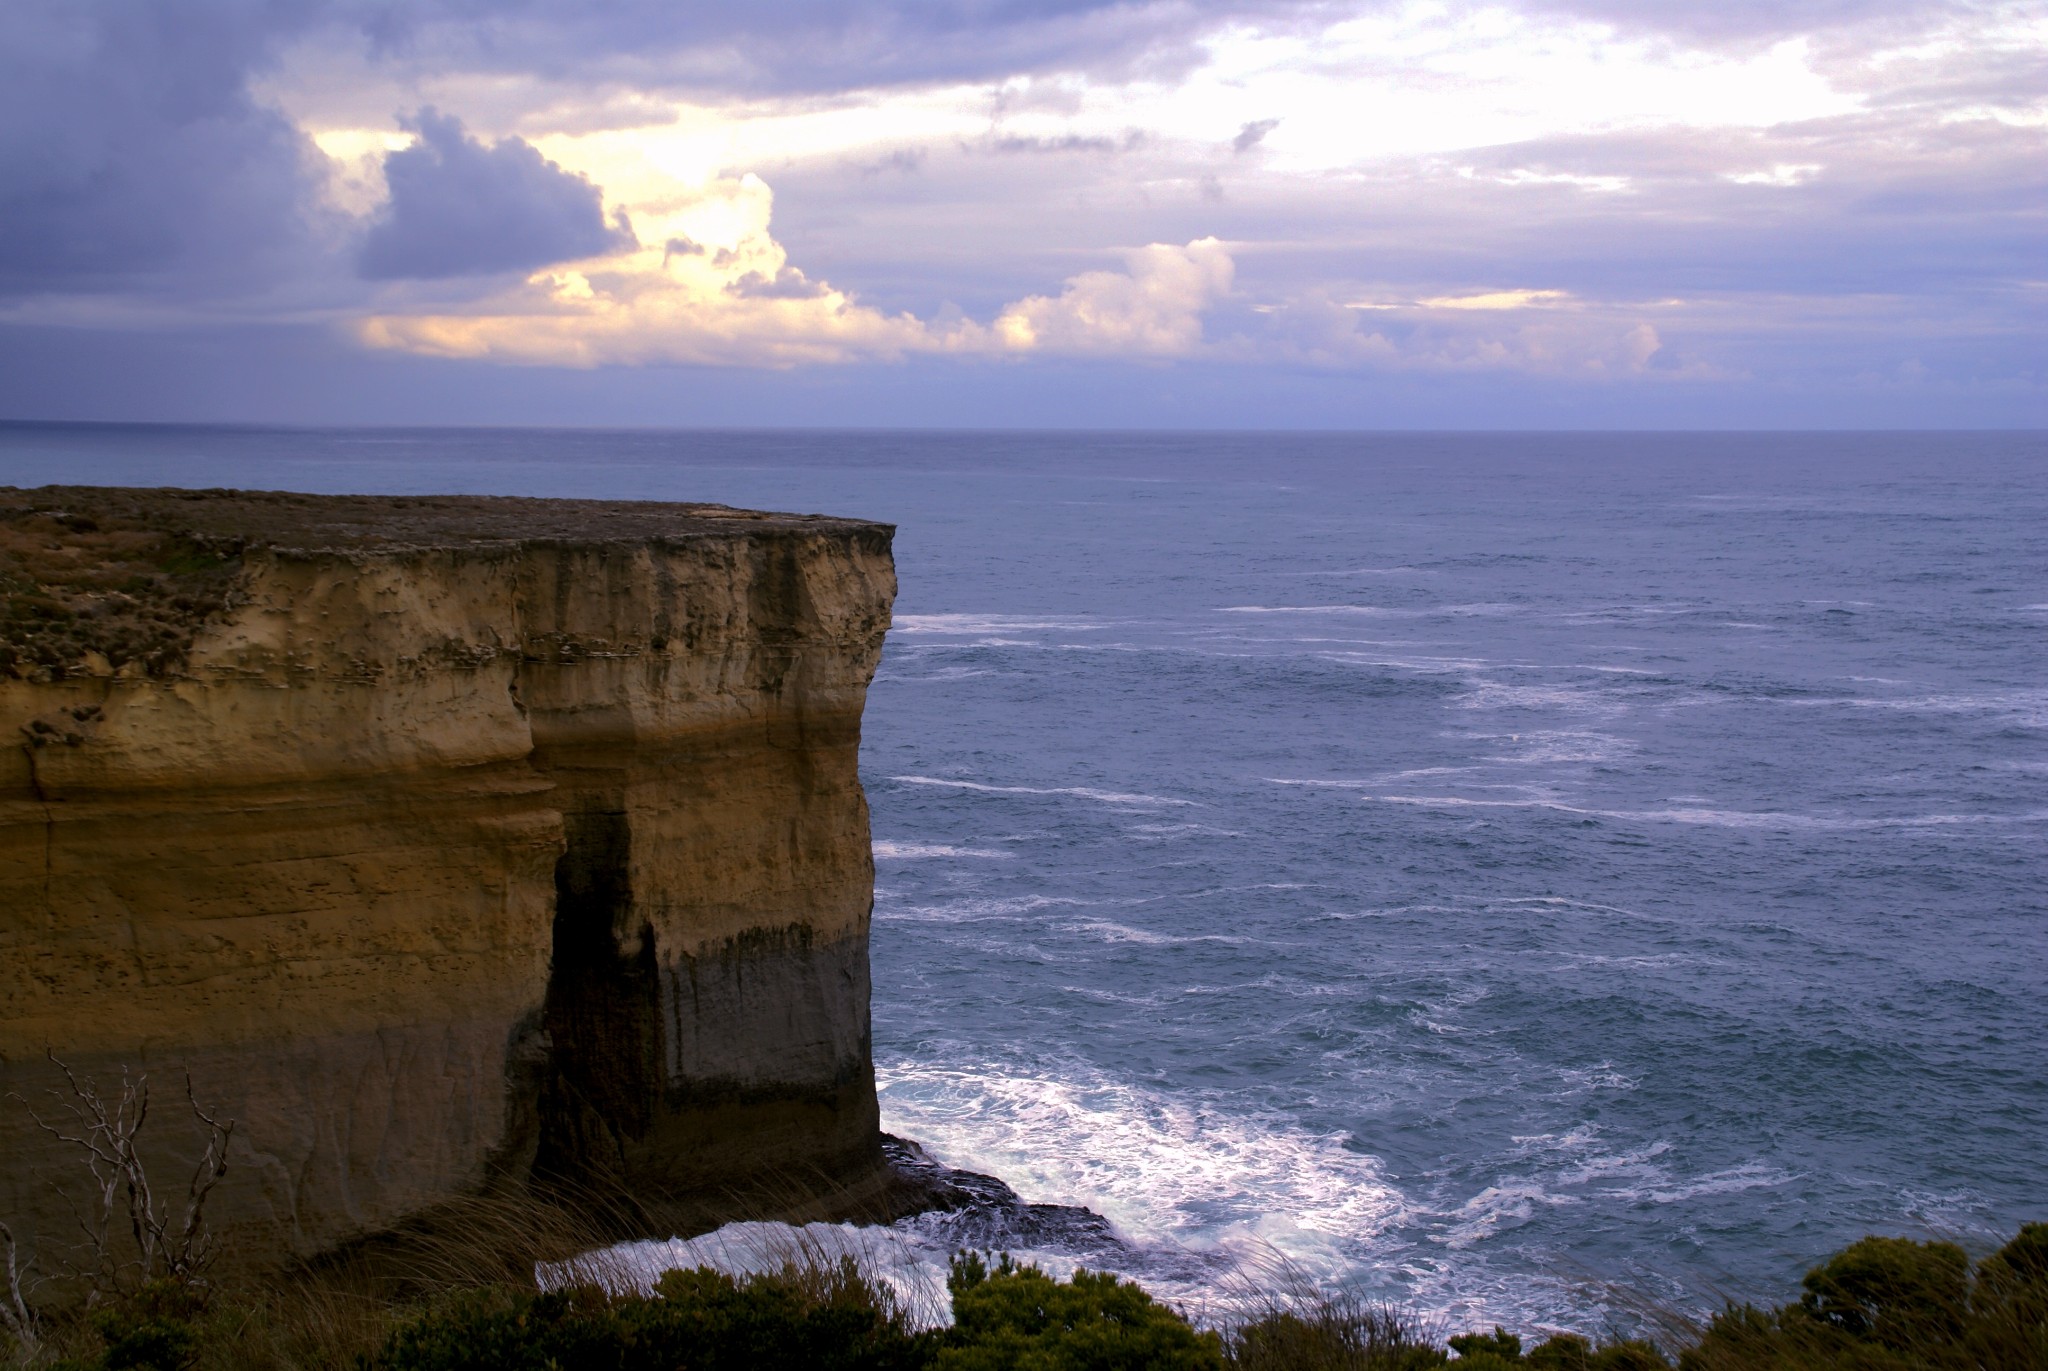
{"left": 0, "top": 491, "right": 895, "bottom": 1263}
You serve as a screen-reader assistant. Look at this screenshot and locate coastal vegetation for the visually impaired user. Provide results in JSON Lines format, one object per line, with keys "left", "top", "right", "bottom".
{"left": 4, "top": 1216, "right": 2039, "bottom": 1369}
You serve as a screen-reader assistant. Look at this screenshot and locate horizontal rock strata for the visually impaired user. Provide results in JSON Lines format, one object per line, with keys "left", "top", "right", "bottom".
{"left": 0, "top": 487, "right": 896, "bottom": 1263}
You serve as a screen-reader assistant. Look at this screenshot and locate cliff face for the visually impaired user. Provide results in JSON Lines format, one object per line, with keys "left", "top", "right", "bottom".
{"left": 0, "top": 488, "right": 896, "bottom": 1260}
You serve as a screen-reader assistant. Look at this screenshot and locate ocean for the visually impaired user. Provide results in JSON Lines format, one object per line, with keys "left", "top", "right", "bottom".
{"left": 4, "top": 424, "right": 2043, "bottom": 1335}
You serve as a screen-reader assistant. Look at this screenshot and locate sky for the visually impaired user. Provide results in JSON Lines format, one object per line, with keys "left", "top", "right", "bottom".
{"left": 0, "top": 0, "right": 2042, "bottom": 428}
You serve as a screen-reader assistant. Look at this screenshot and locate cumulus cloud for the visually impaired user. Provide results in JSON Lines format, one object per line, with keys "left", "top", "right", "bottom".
{"left": 460, "top": 222, "right": 1714, "bottom": 386}
{"left": 994, "top": 238, "right": 1234, "bottom": 354}
{"left": 728, "top": 265, "right": 832, "bottom": 299}
{"left": 358, "top": 109, "right": 631, "bottom": 279}
{"left": 359, "top": 162, "right": 1237, "bottom": 369}
{"left": 358, "top": 173, "right": 918, "bottom": 366}
{"left": 357, "top": 201, "right": 1726, "bottom": 384}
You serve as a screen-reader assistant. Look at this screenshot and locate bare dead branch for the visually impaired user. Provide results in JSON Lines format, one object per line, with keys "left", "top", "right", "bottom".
{"left": 7, "top": 1052, "right": 237, "bottom": 1305}
{"left": 0, "top": 1221, "right": 39, "bottom": 1358}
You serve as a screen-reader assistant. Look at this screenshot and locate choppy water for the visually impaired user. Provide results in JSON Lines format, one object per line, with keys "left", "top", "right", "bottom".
{"left": 5, "top": 424, "right": 2044, "bottom": 1335}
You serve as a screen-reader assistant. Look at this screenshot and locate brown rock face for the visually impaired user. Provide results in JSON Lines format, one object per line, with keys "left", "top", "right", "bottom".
{"left": 0, "top": 487, "right": 896, "bottom": 1262}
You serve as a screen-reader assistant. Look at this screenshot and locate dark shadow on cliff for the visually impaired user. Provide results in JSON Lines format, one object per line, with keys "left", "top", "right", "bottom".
{"left": 533, "top": 804, "right": 661, "bottom": 1213}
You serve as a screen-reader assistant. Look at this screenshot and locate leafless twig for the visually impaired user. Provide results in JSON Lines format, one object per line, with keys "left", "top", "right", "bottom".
{"left": 0, "top": 1221, "right": 38, "bottom": 1358}
{"left": 13, "top": 1051, "right": 236, "bottom": 1303}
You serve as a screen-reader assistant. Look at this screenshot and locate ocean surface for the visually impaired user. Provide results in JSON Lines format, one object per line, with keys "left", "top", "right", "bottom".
{"left": 5, "top": 425, "right": 2044, "bottom": 1335}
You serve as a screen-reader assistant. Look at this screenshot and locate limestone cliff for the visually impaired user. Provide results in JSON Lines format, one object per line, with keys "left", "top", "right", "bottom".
{"left": 0, "top": 487, "right": 896, "bottom": 1262}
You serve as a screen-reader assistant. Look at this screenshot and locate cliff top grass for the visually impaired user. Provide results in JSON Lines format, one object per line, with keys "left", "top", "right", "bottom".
{"left": 0, "top": 485, "right": 890, "bottom": 680}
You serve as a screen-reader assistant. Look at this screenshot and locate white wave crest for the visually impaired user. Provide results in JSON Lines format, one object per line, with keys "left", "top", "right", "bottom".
{"left": 873, "top": 840, "right": 1014, "bottom": 860}
{"left": 890, "top": 775, "right": 1196, "bottom": 807}
{"left": 1440, "top": 1183, "right": 1577, "bottom": 1249}
{"left": 1059, "top": 919, "right": 1252, "bottom": 948}
{"left": 1219, "top": 603, "right": 1515, "bottom": 618}
{"left": 875, "top": 1060, "right": 1409, "bottom": 1273}
{"left": 893, "top": 613, "right": 1115, "bottom": 635}
{"left": 881, "top": 893, "right": 1092, "bottom": 924}
{"left": 1331, "top": 792, "right": 2048, "bottom": 831}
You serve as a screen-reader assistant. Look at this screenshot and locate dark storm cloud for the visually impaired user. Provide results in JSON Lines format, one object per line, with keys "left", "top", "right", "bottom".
{"left": 358, "top": 109, "right": 629, "bottom": 279}
{"left": 0, "top": 1, "right": 327, "bottom": 298}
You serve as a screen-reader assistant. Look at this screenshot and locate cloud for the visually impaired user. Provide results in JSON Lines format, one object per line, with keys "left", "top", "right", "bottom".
{"left": 1222, "top": 285, "right": 1730, "bottom": 379}
{"left": 994, "top": 238, "right": 1235, "bottom": 354}
{"left": 290, "top": 1, "right": 1997, "bottom": 105}
{"left": 863, "top": 148, "right": 927, "bottom": 176}
{"left": 356, "top": 167, "right": 976, "bottom": 366}
{"left": 987, "top": 132, "right": 1142, "bottom": 155}
{"left": 1413, "top": 289, "right": 1575, "bottom": 310}
{"left": 1525, "top": 0, "right": 1966, "bottom": 46}
{"left": 0, "top": 0, "right": 2037, "bottom": 419}
{"left": 0, "top": 1, "right": 328, "bottom": 299}
{"left": 357, "top": 202, "right": 1732, "bottom": 384}
{"left": 359, "top": 160, "right": 1238, "bottom": 369}
{"left": 0, "top": 0, "right": 1284, "bottom": 300}
{"left": 729, "top": 265, "right": 831, "bottom": 299}
{"left": 358, "top": 108, "right": 631, "bottom": 279}
{"left": 1233, "top": 118, "right": 1281, "bottom": 153}
{"left": 299, "top": 1, "right": 1337, "bottom": 102}
{"left": 358, "top": 172, "right": 925, "bottom": 366}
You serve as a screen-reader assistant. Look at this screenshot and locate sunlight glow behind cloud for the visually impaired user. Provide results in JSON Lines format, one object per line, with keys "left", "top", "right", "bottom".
{"left": 3, "top": 0, "right": 2042, "bottom": 423}
{"left": 330, "top": 2, "right": 1884, "bottom": 379}
{"left": 358, "top": 165, "right": 1236, "bottom": 369}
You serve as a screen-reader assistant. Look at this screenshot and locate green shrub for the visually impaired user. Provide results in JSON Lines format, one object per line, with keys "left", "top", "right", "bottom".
{"left": 1223, "top": 1296, "right": 1447, "bottom": 1371}
{"left": 1441, "top": 1326, "right": 1671, "bottom": 1371}
{"left": 359, "top": 1287, "right": 593, "bottom": 1371}
{"left": 645, "top": 1262, "right": 931, "bottom": 1371}
{"left": 1977, "top": 1222, "right": 2048, "bottom": 1295}
{"left": 1681, "top": 1302, "right": 1914, "bottom": 1370}
{"left": 1966, "top": 1223, "right": 2048, "bottom": 1370}
{"left": 41, "top": 1281, "right": 208, "bottom": 1371}
{"left": 1523, "top": 1333, "right": 1669, "bottom": 1370}
{"left": 940, "top": 1253, "right": 1222, "bottom": 1371}
{"left": 1450, "top": 1327, "right": 1523, "bottom": 1367}
{"left": 1795, "top": 1236, "right": 1970, "bottom": 1352}
{"left": 1679, "top": 1226, "right": 2048, "bottom": 1371}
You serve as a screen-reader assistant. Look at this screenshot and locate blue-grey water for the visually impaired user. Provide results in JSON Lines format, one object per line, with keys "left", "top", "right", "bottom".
{"left": 4, "top": 425, "right": 2044, "bottom": 1334}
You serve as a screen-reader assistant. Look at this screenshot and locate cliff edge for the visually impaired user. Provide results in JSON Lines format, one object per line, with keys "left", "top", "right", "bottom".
{"left": 0, "top": 486, "right": 897, "bottom": 1262}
